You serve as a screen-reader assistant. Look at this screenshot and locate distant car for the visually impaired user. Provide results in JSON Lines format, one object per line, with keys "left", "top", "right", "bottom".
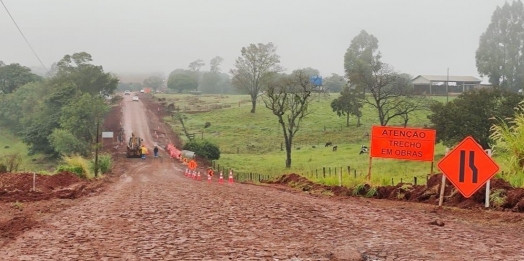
{"left": 124, "top": 90, "right": 131, "bottom": 95}
{"left": 140, "top": 89, "right": 145, "bottom": 93}
{"left": 132, "top": 96, "right": 139, "bottom": 102}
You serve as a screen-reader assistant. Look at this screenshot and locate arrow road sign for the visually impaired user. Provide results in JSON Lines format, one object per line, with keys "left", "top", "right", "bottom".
{"left": 437, "top": 136, "right": 499, "bottom": 198}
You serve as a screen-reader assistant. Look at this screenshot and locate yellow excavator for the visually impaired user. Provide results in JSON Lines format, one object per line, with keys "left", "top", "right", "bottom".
{"left": 126, "top": 133, "right": 143, "bottom": 158}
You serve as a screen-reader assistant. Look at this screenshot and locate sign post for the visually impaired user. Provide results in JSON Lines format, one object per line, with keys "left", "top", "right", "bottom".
{"left": 437, "top": 136, "right": 499, "bottom": 199}
{"left": 368, "top": 126, "right": 436, "bottom": 180}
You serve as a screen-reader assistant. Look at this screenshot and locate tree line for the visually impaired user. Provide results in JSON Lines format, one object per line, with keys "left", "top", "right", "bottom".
{"left": 0, "top": 52, "right": 118, "bottom": 157}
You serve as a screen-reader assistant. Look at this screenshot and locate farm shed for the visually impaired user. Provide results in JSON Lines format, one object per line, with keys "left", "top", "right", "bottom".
{"left": 411, "top": 75, "right": 485, "bottom": 95}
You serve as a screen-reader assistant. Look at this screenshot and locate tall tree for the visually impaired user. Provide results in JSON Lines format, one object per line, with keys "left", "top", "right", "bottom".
{"left": 54, "top": 52, "right": 119, "bottom": 95}
{"left": 210, "top": 56, "right": 224, "bottom": 73}
{"left": 476, "top": 0, "right": 524, "bottom": 91}
{"left": 428, "top": 88, "right": 522, "bottom": 149}
{"left": 330, "top": 86, "right": 363, "bottom": 127}
{"left": 344, "top": 30, "right": 421, "bottom": 126}
{"left": 201, "top": 56, "right": 225, "bottom": 93}
{"left": 231, "top": 42, "right": 282, "bottom": 113}
{"left": 0, "top": 63, "right": 42, "bottom": 93}
{"left": 262, "top": 69, "right": 315, "bottom": 168}
{"left": 143, "top": 75, "right": 164, "bottom": 91}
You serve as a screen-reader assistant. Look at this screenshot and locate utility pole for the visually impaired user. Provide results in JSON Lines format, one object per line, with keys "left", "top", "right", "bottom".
{"left": 94, "top": 114, "right": 99, "bottom": 177}
{"left": 446, "top": 68, "right": 449, "bottom": 104}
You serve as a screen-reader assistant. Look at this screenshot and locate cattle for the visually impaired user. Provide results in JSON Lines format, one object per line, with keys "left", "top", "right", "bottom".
{"left": 325, "top": 142, "right": 333, "bottom": 147}
{"left": 333, "top": 145, "right": 338, "bottom": 151}
{"left": 359, "top": 145, "right": 369, "bottom": 155}
{"left": 312, "top": 145, "right": 316, "bottom": 148}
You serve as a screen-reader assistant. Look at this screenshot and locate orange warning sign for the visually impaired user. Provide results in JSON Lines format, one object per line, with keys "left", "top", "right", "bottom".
{"left": 207, "top": 168, "right": 214, "bottom": 177}
{"left": 438, "top": 136, "right": 499, "bottom": 198}
{"left": 370, "top": 126, "right": 436, "bottom": 162}
{"left": 188, "top": 160, "right": 197, "bottom": 170}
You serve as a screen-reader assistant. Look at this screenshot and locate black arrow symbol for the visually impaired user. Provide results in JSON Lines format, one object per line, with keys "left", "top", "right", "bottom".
{"left": 459, "top": 150, "right": 478, "bottom": 183}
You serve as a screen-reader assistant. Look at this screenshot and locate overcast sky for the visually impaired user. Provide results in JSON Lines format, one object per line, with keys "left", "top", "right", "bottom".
{"left": 0, "top": 0, "right": 509, "bottom": 81}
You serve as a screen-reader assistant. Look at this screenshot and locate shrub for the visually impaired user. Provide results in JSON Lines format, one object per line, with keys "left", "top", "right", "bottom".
{"left": 57, "top": 164, "right": 84, "bottom": 177}
{"left": 0, "top": 154, "right": 22, "bottom": 173}
{"left": 182, "top": 140, "right": 221, "bottom": 160}
{"left": 96, "top": 154, "right": 112, "bottom": 174}
{"left": 59, "top": 155, "right": 93, "bottom": 179}
{"left": 0, "top": 163, "right": 7, "bottom": 173}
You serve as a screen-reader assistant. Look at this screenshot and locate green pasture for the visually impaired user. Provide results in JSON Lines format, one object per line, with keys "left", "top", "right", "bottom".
{"left": 0, "top": 127, "right": 50, "bottom": 172}
{"left": 154, "top": 93, "right": 511, "bottom": 186}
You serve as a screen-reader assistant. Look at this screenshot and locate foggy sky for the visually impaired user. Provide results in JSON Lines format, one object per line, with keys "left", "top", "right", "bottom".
{"left": 1, "top": 0, "right": 509, "bottom": 81}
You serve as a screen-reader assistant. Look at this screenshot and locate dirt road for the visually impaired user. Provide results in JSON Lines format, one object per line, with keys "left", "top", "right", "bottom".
{"left": 1, "top": 94, "right": 523, "bottom": 260}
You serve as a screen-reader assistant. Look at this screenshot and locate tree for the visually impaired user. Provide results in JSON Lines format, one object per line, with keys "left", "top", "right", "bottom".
{"left": 428, "top": 88, "right": 522, "bottom": 149}
{"left": 0, "top": 63, "right": 42, "bottom": 93}
{"left": 60, "top": 93, "right": 109, "bottom": 146}
{"left": 143, "top": 75, "right": 164, "bottom": 91}
{"left": 49, "top": 129, "right": 89, "bottom": 156}
{"left": 21, "top": 83, "right": 79, "bottom": 155}
{"left": 476, "top": 0, "right": 524, "bottom": 91}
{"left": 209, "top": 56, "right": 224, "bottom": 73}
{"left": 330, "top": 86, "right": 363, "bottom": 127}
{"left": 201, "top": 56, "right": 225, "bottom": 93}
{"left": 262, "top": 69, "right": 315, "bottom": 168}
{"left": 167, "top": 72, "right": 198, "bottom": 93}
{"left": 188, "top": 59, "right": 205, "bottom": 72}
{"left": 231, "top": 42, "right": 282, "bottom": 113}
{"left": 54, "top": 52, "right": 119, "bottom": 95}
{"left": 344, "top": 30, "right": 422, "bottom": 126}
{"left": 323, "top": 73, "right": 345, "bottom": 93}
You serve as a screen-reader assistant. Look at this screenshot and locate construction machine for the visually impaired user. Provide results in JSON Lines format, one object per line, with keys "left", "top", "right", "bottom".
{"left": 126, "top": 133, "right": 143, "bottom": 158}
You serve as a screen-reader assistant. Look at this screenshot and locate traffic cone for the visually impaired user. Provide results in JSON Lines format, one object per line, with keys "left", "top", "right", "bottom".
{"left": 192, "top": 170, "right": 197, "bottom": 180}
{"left": 219, "top": 172, "right": 224, "bottom": 184}
{"left": 207, "top": 174, "right": 212, "bottom": 183}
{"left": 228, "top": 170, "right": 234, "bottom": 184}
{"left": 197, "top": 171, "right": 202, "bottom": 181}
{"left": 185, "top": 168, "right": 189, "bottom": 177}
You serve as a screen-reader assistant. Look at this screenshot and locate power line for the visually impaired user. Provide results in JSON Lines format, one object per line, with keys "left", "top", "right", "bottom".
{"left": 1, "top": 0, "right": 49, "bottom": 75}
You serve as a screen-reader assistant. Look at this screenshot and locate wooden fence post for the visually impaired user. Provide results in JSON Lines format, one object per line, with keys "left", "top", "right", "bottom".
{"left": 323, "top": 167, "right": 326, "bottom": 178}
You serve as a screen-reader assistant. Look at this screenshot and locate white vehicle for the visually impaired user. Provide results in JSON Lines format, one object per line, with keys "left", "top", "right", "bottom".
{"left": 124, "top": 90, "right": 131, "bottom": 95}
{"left": 140, "top": 89, "right": 145, "bottom": 93}
{"left": 132, "top": 96, "right": 139, "bottom": 102}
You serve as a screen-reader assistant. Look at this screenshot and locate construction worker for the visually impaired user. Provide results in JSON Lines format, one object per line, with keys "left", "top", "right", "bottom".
{"left": 153, "top": 145, "right": 159, "bottom": 158}
{"left": 141, "top": 144, "right": 148, "bottom": 160}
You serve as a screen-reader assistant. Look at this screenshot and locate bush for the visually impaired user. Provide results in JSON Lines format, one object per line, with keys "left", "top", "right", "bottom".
{"left": 0, "top": 154, "right": 22, "bottom": 173}
{"left": 182, "top": 140, "right": 221, "bottom": 160}
{"left": 59, "top": 155, "right": 92, "bottom": 179}
{"left": 0, "top": 163, "right": 7, "bottom": 173}
{"left": 96, "top": 154, "right": 112, "bottom": 174}
{"left": 57, "top": 164, "right": 84, "bottom": 177}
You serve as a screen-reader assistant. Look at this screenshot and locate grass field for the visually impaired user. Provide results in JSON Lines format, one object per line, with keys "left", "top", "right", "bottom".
{"left": 155, "top": 93, "right": 512, "bottom": 186}
{"left": 0, "top": 127, "right": 52, "bottom": 172}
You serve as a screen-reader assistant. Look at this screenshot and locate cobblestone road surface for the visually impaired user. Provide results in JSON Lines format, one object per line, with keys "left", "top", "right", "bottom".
{"left": 1, "top": 159, "right": 523, "bottom": 261}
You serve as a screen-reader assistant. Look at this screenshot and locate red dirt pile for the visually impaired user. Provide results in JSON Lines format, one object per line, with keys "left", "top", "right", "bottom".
{"left": 267, "top": 173, "right": 524, "bottom": 212}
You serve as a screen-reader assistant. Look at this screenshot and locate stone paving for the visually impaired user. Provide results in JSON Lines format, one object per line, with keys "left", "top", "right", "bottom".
{"left": 1, "top": 160, "right": 523, "bottom": 261}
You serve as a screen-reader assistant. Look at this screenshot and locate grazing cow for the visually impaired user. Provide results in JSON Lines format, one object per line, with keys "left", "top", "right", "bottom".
{"left": 332, "top": 145, "right": 338, "bottom": 151}
{"left": 325, "top": 142, "right": 333, "bottom": 147}
{"left": 312, "top": 145, "right": 316, "bottom": 148}
{"left": 359, "top": 145, "right": 369, "bottom": 155}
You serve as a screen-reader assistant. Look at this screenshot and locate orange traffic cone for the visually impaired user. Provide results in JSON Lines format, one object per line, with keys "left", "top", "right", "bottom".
{"left": 228, "top": 170, "right": 234, "bottom": 184}
{"left": 197, "top": 171, "right": 202, "bottom": 181}
{"left": 192, "top": 170, "right": 197, "bottom": 180}
{"left": 219, "top": 172, "right": 224, "bottom": 184}
{"left": 185, "top": 168, "right": 189, "bottom": 177}
{"left": 207, "top": 174, "right": 212, "bottom": 183}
